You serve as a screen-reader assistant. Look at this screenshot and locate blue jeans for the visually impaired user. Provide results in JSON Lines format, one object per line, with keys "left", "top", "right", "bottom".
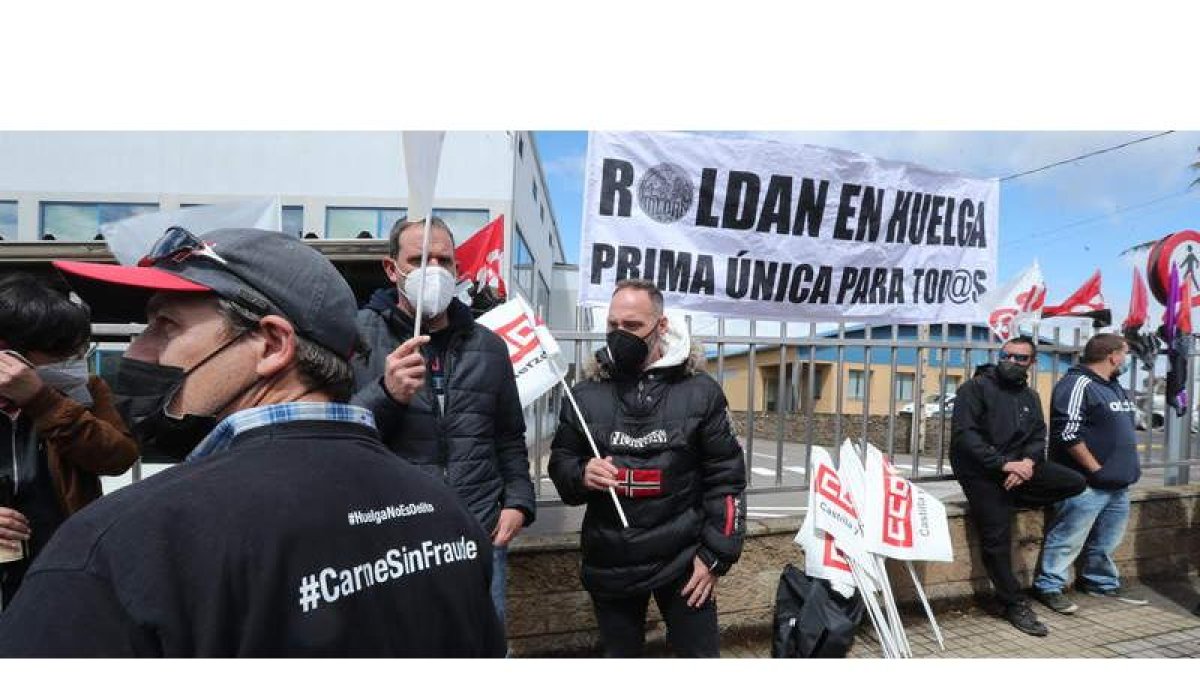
{"left": 1034, "top": 486, "right": 1130, "bottom": 594}
{"left": 491, "top": 545, "right": 507, "bottom": 627}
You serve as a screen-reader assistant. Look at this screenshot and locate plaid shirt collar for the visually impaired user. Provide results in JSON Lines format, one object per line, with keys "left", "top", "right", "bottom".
{"left": 186, "top": 402, "right": 376, "bottom": 463}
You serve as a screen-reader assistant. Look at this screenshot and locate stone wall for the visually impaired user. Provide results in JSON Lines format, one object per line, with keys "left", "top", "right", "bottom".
{"left": 730, "top": 412, "right": 914, "bottom": 453}
{"left": 505, "top": 484, "right": 1200, "bottom": 656}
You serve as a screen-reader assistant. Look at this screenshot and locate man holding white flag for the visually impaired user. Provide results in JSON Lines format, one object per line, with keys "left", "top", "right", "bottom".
{"left": 350, "top": 217, "right": 535, "bottom": 627}
{"left": 549, "top": 279, "right": 746, "bottom": 657}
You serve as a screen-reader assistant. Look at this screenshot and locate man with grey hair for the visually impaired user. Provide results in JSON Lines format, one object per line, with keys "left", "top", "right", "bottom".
{"left": 549, "top": 278, "right": 746, "bottom": 657}
{"left": 0, "top": 227, "right": 503, "bottom": 657}
{"left": 352, "top": 217, "right": 534, "bottom": 627}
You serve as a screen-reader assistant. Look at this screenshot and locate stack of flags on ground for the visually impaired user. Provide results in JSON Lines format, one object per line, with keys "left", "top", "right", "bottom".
{"left": 794, "top": 440, "right": 952, "bottom": 658}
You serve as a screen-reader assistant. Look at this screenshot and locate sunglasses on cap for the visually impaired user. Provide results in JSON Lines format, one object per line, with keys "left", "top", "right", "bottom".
{"left": 999, "top": 352, "right": 1033, "bottom": 364}
{"left": 138, "top": 226, "right": 230, "bottom": 268}
{"left": 139, "top": 226, "right": 281, "bottom": 319}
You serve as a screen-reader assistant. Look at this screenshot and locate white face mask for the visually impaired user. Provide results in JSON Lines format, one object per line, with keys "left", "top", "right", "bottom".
{"left": 36, "top": 357, "right": 93, "bottom": 406}
{"left": 401, "top": 266, "right": 457, "bottom": 318}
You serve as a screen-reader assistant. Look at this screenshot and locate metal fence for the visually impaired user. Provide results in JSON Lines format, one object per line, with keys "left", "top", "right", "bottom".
{"left": 93, "top": 318, "right": 1200, "bottom": 498}
{"left": 528, "top": 315, "right": 1199, "bottom": 503}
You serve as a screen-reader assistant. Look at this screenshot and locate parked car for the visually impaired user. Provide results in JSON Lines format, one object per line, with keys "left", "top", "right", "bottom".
{"left": 899, "top": 393, "right": 956, "bottom": 419}
{"left": 1135, "top": 393, "right": 1199, "bottom": 432}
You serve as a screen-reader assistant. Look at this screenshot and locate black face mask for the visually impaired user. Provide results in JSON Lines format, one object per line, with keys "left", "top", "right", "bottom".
{"left": 996, "top": 360, "right": 1029, "bottom": 386}
{"left": 113, "top": 333, "right": 249, "bottom": 462}
{"left": 605, "top": 328, "right": 658, "bottom": 376}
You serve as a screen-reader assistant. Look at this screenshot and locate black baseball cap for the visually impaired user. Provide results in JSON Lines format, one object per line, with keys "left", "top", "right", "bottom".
{"left": 54, "top": 227, "right": 358, "bottom": 358}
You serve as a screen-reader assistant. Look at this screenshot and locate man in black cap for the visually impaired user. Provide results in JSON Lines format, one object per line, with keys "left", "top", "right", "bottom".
{"left": 0, "top": 227, "right": 504, "bottom": 657}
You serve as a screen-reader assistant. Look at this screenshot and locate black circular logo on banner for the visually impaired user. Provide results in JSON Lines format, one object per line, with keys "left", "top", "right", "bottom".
{"left": 637, "top": 163, "right": 693, "bottom": 223}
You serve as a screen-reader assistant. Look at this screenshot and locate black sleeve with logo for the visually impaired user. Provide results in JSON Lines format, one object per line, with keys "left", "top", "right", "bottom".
{"left": 0, "top": 421, "right": 505, "bottom": 657}
{"left": 692, "top": 376, "right": 747, "bottom": 576}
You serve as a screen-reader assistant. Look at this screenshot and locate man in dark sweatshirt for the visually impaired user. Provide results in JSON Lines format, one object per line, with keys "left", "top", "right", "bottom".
{"left": 0, "top": 227, "right": 503, "bottom": 656}
{"left": 1034, "top": 333, "right": 1147, "bottom": 614}
{"left": 951, "top": 336, "right": 1086, "bottom": 636}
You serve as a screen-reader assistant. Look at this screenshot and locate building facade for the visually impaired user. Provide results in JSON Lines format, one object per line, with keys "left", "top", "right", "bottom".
{"left": 0, "top": 130, "right": 567, "bottom": 321}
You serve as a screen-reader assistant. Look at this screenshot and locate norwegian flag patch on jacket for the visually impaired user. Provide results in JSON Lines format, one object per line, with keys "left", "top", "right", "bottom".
{"left": 613, "top": 468, "right": 663, "bottom": 498}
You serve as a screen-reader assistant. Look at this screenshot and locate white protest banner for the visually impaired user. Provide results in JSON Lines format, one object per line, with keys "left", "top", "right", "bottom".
{"left": 580, "top": 132, "right": 999, "bottom": 323}
{"left": 863, "top": 444, "right": 953, "bottom": 562}
{"left": 477, "top": 295, "right": 566, "bottom": 408}
{"left": 100, "top": 198, "right": 282, "bottom": 265}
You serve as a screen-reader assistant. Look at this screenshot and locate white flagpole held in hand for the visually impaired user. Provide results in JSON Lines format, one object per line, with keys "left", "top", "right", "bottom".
{"left": 561, "top": 381, "right": 630, "bottom": 528}
{"left": 906, "top": 561, "right": 945, "bottom": 650}
{"left": 412, "top": 215, "right": 433, "bottom": 338}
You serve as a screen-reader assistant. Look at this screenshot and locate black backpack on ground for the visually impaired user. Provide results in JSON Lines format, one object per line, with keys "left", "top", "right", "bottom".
{"left": 771, "top": 563, "right": 865, "bottom": 658}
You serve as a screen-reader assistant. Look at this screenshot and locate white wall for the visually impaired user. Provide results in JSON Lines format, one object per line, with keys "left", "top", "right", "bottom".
{"left": 0, "top": 131, "right": 514, "bottom": 201}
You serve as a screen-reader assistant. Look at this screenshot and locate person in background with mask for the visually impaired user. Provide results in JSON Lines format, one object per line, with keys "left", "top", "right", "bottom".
{"left": 351, "top": 217, "right": 534, "bottom": 628}
{"left": 0, "top": 273, "right": 138, "bottom": 611}
{"left": 0, "top": 228, "right": 503, "bottom": 656}
{"left": 950, "top": 335, "right": 1085, "bottom": 637}
{"left": 1034, "top": 333, "right": 1148, "bottom": 614}
{"left": 548, "top": 279, "right": 746, "bottom": 657}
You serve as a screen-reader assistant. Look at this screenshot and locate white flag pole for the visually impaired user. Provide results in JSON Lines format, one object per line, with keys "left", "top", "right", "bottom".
{"left": 412, "top": 214, "right": 433, "bottom": 338}
{"left": 906, "top": 560, "right": 946, "bottom": 651}
{"left": 847, "top": 558, "right": 896, "bottom": 658}
{"left": 874, "top": 556, "right": 911, "bottom": 658}
{"left": 560, "top": 380, "right": 630, "bottom": 528}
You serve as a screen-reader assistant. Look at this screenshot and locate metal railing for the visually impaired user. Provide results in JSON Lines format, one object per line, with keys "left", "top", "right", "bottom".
{"left": 90, "top": 319, "right": 1199, "bottom": 498}
{"left": 528, "top": 316, "right": 1199, "bottom": 503}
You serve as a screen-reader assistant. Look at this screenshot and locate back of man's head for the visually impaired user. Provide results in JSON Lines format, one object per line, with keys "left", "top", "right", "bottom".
{"left": 0, "top": 272, "right": 91, "bottom": 358}
{"left": 1081, "top": 333, "right": 1126, "bottom": 364}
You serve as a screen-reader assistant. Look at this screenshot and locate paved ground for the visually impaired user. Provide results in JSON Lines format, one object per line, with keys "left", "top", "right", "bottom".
{"left": 718, "top": 578, "right": 1200, "bottom": 658}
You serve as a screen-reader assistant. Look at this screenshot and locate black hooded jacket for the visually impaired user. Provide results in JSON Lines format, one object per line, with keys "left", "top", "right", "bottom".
{"left": 950, "top": 364, "right": 1047, "bottom": 477}
{"left": 350, "top": 289, "right": 535, "bottom": 533}
{"left": 548, "top": 340, "right": 747, "bottom": 598}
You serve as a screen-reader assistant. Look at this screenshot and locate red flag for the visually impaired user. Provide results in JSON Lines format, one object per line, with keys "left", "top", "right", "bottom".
{"left": 1122, "top": 268, "right": 1149, "bottom": 332}
{"left": 1042, "top": 269, "right": 1111, "bottom": 327}
{"left": 455, "top": 215, "right": 506, "bottom": 297}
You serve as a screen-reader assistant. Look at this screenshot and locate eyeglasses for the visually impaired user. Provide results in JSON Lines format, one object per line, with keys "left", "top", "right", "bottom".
{"left": 999, "top": 352, "right": 1033, "bottom": 364}
{"left": 138, "top": 227, "right": 230, "bottom": 268}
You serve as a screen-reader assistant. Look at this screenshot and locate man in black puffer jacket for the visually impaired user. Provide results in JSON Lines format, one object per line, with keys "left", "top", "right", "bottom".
{"left": 351, "top": 218, "right": 535, "bottom": 628}
{"left": 549, "top": 279, "right": 746, "bottom": 658}
{"left": 950, "top": 335, "right": 1085, "bottom": 637}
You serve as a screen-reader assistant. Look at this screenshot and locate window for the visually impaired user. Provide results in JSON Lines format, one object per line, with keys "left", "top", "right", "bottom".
{"left": 432, "top": 208, "right": 490, "bottom": 243}
{"left": 40, "top": 202, "right": 158, "bottom": 241}
{"left": 325, "top": 206, "right": 406, "bottom": 239}
{"left": 540, "top": 203, "right": 545, "bottom": 223}
{"left": 532, "top": 180, "right": 538, "bottom": 203}
{"left": 518, "top": 135, "right": 524, "bottom": 159}
{"left": 513, "top": 226, "right": 535, "bottom": 297}
{"left": 281, "top": 205, "right": 303, "bottom": 238}
{"left": 0, "top": 201, "right": 15, "bottom": 240}
{"left": 848, "top": 370, "right": 866, "bottom": 400}
{"left": 942, "top": 374, "right": 962, "bottom": 395}
{"left": 895, "top": 373, "right": 915, "bottom": 401}
{"left": 536, "top": 272, "right": 550, "bottom": 321}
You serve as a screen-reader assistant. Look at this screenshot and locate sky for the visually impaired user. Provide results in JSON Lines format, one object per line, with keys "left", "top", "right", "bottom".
{"left": 534, "top": 130, "right": 1200, "bottom": 336}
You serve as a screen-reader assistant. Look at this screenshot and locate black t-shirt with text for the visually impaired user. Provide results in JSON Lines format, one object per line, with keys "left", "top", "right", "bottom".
{"left": 0, "top": 420, "right": 504, "bottom": 657}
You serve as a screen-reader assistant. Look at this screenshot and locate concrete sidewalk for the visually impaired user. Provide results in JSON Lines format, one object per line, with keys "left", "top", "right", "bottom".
{"left": 719, "top": 578, "right": 1200, "bottom": 658}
